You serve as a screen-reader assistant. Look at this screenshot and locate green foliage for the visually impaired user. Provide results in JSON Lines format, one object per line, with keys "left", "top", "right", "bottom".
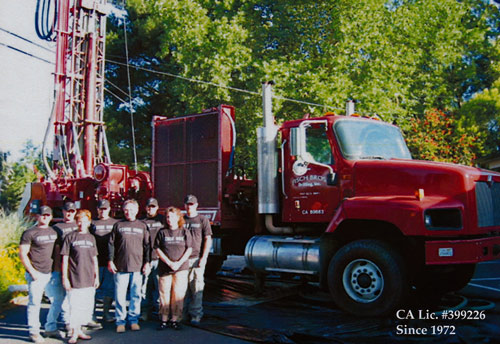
{"left": 0, "top": 209, "right": 33, "bottom": 247}
{"left": 0, "top": 210, "right": 32, "bottom": 307}
{"left": 0, "top": 141, "right": 43, "bottom": 212}
{"left": 458, "top": 77, "right": 500, "bottom": 155}
{"left": 103, "top": 0, "right": 500, "bottom": 172}
{"left": 0, "top": 245, "right": 26, "bottom": 306}
{"left": 405, "top": 109, "right": 484, "bottom": 165}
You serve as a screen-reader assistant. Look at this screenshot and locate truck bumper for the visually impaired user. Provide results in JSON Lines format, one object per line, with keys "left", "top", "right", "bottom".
{"left": 425, "top": 237, "right": 500, "bottom": 265}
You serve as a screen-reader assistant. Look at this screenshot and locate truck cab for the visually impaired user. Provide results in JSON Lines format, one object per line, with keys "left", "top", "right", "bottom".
{"left": 152, "top": 94, "right": 500, "bottom": 317}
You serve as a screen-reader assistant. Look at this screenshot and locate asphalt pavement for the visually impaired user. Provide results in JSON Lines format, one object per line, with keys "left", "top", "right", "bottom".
{"left": 1, "top": 257, "right": 500, "bottom": 344}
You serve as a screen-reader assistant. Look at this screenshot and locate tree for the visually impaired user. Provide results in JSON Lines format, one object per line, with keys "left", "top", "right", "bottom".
{"left": 103, "top": 0, "right": 500, "bottom": 173}
{"left": 0, "top": 141, "right": 42, "bottom": 212}
{"left": 405, "top": 109, "right": 484, "bottom": 165}
{"left": 458, "top": 76, "right": 500, "bottom": 155}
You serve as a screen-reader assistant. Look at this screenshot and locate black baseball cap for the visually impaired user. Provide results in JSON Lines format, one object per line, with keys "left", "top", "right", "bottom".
{"left": 98, "top": 199, "right": 110, "bottom": 209}
{"left": 63, "top": 202, "right": 76, "bottom": 211}
{"left": 40, "top": 205, "right": 52, "bottom": 216}
{"left": 146, "top": 198, "right": 159, "bottom": 207}
{"left": 183, "top": 194, "right": 198, "bottom": 204}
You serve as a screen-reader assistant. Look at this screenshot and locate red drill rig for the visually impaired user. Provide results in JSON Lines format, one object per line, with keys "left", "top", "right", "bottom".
{"left": 20, "top": 0, "right": 151, "bottom": 218}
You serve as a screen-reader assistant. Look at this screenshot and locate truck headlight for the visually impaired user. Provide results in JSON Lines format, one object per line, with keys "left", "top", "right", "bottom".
{"left": 424, "top": 208, "right": 462, "bottom": 230}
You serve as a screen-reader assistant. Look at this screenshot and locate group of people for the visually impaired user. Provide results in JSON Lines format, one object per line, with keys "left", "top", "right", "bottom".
{"left": 19, "top": 194, "right": 212, "bottom": 343}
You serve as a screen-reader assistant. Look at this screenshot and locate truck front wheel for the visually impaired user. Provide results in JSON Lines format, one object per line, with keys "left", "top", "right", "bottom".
{"left": 328, "top": 239, "right": 408, "bottom": 317}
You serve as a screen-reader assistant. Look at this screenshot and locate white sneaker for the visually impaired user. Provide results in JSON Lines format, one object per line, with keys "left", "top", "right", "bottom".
{"left": 29, "top": 334, "right": 45, "bottom": 343}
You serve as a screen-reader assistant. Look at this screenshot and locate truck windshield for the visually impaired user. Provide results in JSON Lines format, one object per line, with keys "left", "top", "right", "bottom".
{"left": 334, "top": 119, "right": 412, "bottom": 160}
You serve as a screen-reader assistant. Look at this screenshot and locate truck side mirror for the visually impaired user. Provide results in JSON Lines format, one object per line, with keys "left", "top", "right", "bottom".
{"left": 290, "top": 127, "right": 306, "bottom": 157}
{"left": 327, "top": 173, "right": 338, "bottom": 186}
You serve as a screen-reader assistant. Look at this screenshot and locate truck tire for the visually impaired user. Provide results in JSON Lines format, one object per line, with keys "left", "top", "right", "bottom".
{"left": 328, "top": 239, "right": 408, "bottom": 317}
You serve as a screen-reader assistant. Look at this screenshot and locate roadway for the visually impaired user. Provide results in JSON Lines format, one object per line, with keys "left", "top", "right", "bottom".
{"left": 0, "top": 257, "right": 499, "bottom": 344}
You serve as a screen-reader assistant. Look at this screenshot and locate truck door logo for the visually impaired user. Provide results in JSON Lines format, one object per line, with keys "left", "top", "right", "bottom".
{"left": 292, "top": 175, "right": 326, "bottom": 187}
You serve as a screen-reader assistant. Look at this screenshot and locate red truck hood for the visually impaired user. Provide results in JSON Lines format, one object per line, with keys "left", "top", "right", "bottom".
{"left": 352, "top": 159, "right": 500, "bottom": 198}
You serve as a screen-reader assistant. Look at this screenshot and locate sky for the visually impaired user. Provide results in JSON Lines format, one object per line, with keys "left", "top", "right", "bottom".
{"left": 0, "top": 1, "right": 55, "bottom": 162}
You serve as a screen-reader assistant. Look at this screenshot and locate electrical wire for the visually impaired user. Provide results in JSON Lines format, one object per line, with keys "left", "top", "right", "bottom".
{"left": 0, "top": 27, "right": 55, "bottom": 53}
{"left": 0, "top": 41, "right": 54, "bottom": 64}
{"left": 121, "top": 1, "right": 138, "bottom": 172}
{"left": 105, "top": 59, "right": 343, "bottom": 111}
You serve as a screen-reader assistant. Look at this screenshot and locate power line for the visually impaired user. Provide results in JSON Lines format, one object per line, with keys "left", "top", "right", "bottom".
{"left": 0, "top": 41, "right": 54, "bottom": 65}
{"left": 105, "top": 78, "right": 130, "bottom": 98}
{"left": 106, "top": 59, "right": 342, "bottom": 111}
{"left": 104, "top": 86, "right": 128, "bottom": 104}
{"left": 0, "top": 27, "right": 55, "bottom": 53}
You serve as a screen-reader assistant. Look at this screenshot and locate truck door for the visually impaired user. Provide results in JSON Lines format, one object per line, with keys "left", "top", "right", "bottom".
{"left": 282, "top": 121, "right": 341, "bottom": 223}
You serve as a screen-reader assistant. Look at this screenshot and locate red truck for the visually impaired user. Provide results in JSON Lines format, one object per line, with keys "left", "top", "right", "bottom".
{"left": 152, "top": 83, "right": 500, "bottom": 316}
{"left": 21, "top": 0, "right": 500, "bottom": 317}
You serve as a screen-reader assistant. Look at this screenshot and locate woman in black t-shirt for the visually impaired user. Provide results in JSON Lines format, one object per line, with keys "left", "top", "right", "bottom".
{"left": 154, "top": 207, "right": 192, "bottom": 330}
{"left": 61, "top": 209, "right": 99, "bottom": 344}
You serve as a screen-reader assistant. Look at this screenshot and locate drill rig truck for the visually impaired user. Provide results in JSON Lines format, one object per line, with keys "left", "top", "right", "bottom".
{"left": 21, "top": 0, "right": 500, "bottom": 317}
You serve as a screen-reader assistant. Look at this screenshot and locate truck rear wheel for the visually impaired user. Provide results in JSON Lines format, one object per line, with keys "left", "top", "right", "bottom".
{"left": 328, "top": 239, "right": 408, "bottom": 317}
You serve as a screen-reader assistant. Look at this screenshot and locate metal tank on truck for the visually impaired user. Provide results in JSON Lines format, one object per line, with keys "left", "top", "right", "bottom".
{"left": 152, "top": 82, "right": 500, "bottom": 317}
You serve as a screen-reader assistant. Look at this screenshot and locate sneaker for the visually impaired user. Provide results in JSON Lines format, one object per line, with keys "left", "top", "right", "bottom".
{"left": 130, "top": 323, "right": 141, "bottom": 331}
{"left": 116, "top": 325, "right": 126, "bottom": 333}
{"left": 190, "top": 317, "right": 201, "bottom": 325}
{"left": 85, "top": 320, "right": 103, "bottom": 330}
{"left": 78, "top": 333, "right": 92, "bottom": 340}
{"left": 44, "top": 330, "right": 66, "bottom": 339}
{"left": 29, "top": 334, "right": 45, "bottom": 343}
{"left": 156, "top": 322, "right": 169, "bottom": 331}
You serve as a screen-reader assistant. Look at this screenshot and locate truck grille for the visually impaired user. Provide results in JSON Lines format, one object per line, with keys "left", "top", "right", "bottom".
{"left": 475, "top": 181, "right": 500, "bottom": 227}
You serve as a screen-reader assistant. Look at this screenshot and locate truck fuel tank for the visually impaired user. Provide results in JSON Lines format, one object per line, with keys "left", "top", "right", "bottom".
{"left": 245, "top": 235, "right": 321, "bottom": 275}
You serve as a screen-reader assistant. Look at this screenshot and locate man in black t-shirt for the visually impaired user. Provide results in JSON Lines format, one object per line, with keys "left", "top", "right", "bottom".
{"left": 91, "top": 199, "right": 118, "bottom": 323}
{"left": 52, "top": 202, "right": 85, "bottom": 331}
{"left": 140, "top": 197, "right": 165, "bottom": 320}
{"left": 182, "top": 195, "right": 212, "bottom": 324}
{"left": 108, "top": 199, "right": 150, "bottom": 333}
{"left": 19, "top": 206, "right": 64, "bottom": 343}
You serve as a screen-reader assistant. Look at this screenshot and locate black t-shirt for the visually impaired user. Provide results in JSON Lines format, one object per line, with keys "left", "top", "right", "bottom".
{"left": 91, "top": 217, "right": 119, "bottom": 267}
{"left": 20, "top": 225, "right": 58, "bottom": 274}
{"left": 108, "top": 219, "right": 150, "bottom": 272}
{"left": 53, "top": 222, "right": 79, "bottom": 242}
{"left": 154, "top": 228, "right": 192, "bottom": 276}
{"left": 183, "top": 214, "right": 212, "bottom": 259}
{"left": 141, "top": 213, "right": 165, "bottom": 260}
{"left": 61, "top": 231, "right": 98, "bottom": 289}
{"left": 52, "top": 221, "right": 79, "bottom": 271}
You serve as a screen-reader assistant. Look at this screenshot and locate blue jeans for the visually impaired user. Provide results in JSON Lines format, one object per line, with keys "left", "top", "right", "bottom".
{"left": 48, "top": 271, "right": 69, "bottom": 324}
{"left": 26, "top": 272, "right": 64, "bottom": 335}
{"left": 114, "top": 272, "right": 142, "bottom": 326}
{"left": 141, "top": 259, "right": 159, "bottom": 312}
{"left": 96, "top": 267, "right": 115, "bottom": 300}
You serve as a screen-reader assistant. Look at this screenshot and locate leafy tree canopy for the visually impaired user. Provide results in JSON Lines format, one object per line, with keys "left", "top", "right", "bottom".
{"left": 104, "top": 0, "right": 500, "bottom": 172}
{"left": 0, "top": 141, "right": 42, "bottom": 211}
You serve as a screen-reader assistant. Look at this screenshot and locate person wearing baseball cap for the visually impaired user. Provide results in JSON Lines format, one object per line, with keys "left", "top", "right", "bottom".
{"left": 19, "top": 205, "right": 65, "bottom": 342}
{"left": 140, "top": 197, "right": 164, "bottom": 321}
{"left": 90, "top": 199, "right": 118, "bottom": 323}
{"left": 52, "top": 201, "right": 81, "bottom": 332}
{"left": 182, "top": 194, "right": 212, "bottom": 325}
{"left": 108, "top": 199, "right": 151, "bottom": 333}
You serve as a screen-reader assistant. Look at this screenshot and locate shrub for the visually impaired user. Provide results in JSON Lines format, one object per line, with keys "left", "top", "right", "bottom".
{"left": 0, "top": 210, "right": 33, "bottom": 307}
